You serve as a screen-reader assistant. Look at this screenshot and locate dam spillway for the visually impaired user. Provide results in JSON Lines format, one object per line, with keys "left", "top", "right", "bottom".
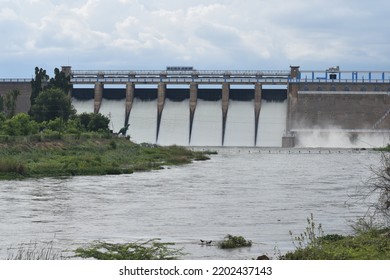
{"left": 66, "top": 65, "right": 390, "bottom": 148}
{"left": 71, "top": 86, "right": 288, "bottom": 146}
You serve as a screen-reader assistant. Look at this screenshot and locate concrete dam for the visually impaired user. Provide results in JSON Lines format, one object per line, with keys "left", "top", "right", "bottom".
{"left": 1, "top": 66, "right": 390, "bottom": 147}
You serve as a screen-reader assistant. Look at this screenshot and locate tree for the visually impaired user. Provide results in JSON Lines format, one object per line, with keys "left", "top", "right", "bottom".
{"left": 76, "top": 112, "right": 110, "bottom": 132}
{"left": 48, "top": 67, "right": 72, "bottom": 94}
{"left": 87, "top": 113, "right": 110, "bottom": 132}
{"left": 0, "top": 95, "right": 4, "bottom": 112}
{"left": 1, "top": 113, "right": 38, "bottom": 136}
{"left": 30, "top": 67, "right": 49, "bottom": 107}
{"left": 3, "top": 89, "right": 20, "bottom": 118}
{"left": 365, "top": 153, "right": 390, "bottom": 225}
{"left": 30, "top": 88, "right": 76, "bottom": 122}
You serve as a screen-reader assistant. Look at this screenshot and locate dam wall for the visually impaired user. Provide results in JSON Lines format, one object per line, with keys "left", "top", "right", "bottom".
{"left": 287, "top": 82, "right": 390, "bottom": 130}
{"left": 0, "top": 81, "right": 31, "bottom": 114}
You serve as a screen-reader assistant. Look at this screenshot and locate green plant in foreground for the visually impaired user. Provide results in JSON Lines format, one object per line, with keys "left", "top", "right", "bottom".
{"left": 74, "top": 239, "right": 184, "bottom": 260}
{"left": 217, "top": 234, "right": 252, "bottom": 249}
{"left": 282, "top": 214, "right": 390, "bottom": 260}
{"left": 7, "top": 241, "right": 64, "bottom": 260}
{"left": 289, "top": 213, "right": 324, "bottom": 250}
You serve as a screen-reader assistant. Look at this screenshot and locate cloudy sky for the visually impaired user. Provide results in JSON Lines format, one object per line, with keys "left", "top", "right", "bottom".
{"left": 1, "top": 0, "right": 389, "bottom": 77}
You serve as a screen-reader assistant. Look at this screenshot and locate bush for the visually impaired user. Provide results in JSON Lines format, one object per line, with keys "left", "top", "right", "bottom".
{"left": 217, "top": 235, "right": 252, "bottom": 249}
{"left": 0, "top": 158, "right": 26, "bottom": 175}
{"left": 74, "top": 239, "right": 184, "bottom": 260}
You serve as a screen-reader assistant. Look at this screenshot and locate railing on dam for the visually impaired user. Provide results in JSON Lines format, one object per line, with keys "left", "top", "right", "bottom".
{"left": 70, "top": 69, "right": 291, "bottom": 84}
{"left": 0, "top": 78, "right": 31, "bottom": 83}
{"left": 292, "top": 70, "right": 390, "bottom": 83}
{"left": 69, "top": 69, "right": 390, "bottom": 85}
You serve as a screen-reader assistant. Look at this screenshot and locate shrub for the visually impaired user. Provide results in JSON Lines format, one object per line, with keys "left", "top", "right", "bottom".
{"left": 217, "top": 235, "right": 252, "bottom": 249}
{"left": 74, "top": 239, "right": 184, "bottom": 260}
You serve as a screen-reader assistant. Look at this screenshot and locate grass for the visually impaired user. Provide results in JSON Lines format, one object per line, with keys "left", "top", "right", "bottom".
{"left": 0, "top": 135, "right": 211, "bottom": 180}
{"left": 281, "top": 214, "right": 390, "bottom": 260}
{"left": 7, "top": 241, "right": 65, "bottom": 260}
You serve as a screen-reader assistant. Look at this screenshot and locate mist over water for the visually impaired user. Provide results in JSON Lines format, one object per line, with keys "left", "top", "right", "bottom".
{"left": 296, "top": 130, "right": 389, "bottom": 148}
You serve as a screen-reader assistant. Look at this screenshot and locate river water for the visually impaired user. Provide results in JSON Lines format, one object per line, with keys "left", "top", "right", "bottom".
{"left": 0, "top": 148, "right": 381, "bottom": 259}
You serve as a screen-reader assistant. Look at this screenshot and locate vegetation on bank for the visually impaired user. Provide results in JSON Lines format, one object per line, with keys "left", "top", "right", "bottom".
{"left": 0, "top": 66, "right": 210, "bottom": 180}
{"left": 281, "top": 215, "right": 390, "bottom": 260}
{"left": 0, "top": 135, "right": 209, "bottom": 180}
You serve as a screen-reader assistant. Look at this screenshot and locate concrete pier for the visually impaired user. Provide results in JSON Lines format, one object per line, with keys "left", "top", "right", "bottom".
{"left": 156, "top": 82, "right": 166, "bottom": 142}
{"left": 125, "top": 82, "right": 134, "bottom": 125}
{"left": 254, "top": 83, "right": 262, "bottom": 146}
{"left": 94, "top": 82, "right": 103, "bottom": 114}
{"left": 222, "top": 82, "right": 229, "bottom": 146}
{"left": 189, "top": 82, "right": 198, "bottom": 144}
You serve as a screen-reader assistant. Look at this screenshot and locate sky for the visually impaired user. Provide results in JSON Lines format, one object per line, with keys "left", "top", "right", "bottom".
{"left": 1, "top": 0, "right": 389, "bottom": 78}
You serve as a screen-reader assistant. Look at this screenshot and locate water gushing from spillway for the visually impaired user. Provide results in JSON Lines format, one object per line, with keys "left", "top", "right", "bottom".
{"left": 99, "top": 99, "right": 126, "bottom": 133}
{"left": 71, "top": 98, "right": 288, "bottom": 147}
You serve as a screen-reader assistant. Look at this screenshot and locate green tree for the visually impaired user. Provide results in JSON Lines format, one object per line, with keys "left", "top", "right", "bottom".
{"left": 0, "top": 95, "right": 4, "bottom": 112}
{"left": 78, "top": 112, "right": 92, "bottom": 130}
{"left": 87, "top": 113, "right": 110, "bottom": 132}
{"left": 30, "top": 67, "right": 49, "bottom": 107}
{"left": 1, "top": 113, "right": 38, "bottom": 136}
{"left": 48, "top": 68, "right": 72, "bottom": 94}
{"left": 74, "top": 112, "right": 110, "bottom": 132}
{"left": 30, "top": 88, "right": 76, "bottom": 122}
{"left": 4, "top": 89, "right": 20, "bottom": 118}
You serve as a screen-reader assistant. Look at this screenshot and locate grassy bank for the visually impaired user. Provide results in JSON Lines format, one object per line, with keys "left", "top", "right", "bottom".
{"left": 0, "top": 134, "right": 210, "bottom": 180}
{"left": 280, "top": 215, "right": 390, "bottom": 260}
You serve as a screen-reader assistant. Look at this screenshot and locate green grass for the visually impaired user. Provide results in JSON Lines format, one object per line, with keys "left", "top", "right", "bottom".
{"left": 0, "top": 136, "right": 211, "bottom": 180}
{"left": 282, "top": 228, "right": 390, "bottom": 260}
{"left": 281, "top": 215, "right": 390, "bottom": 260}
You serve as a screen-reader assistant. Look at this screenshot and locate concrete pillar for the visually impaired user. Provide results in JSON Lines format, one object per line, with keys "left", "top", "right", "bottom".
{"left": 189, "top": 82, "right": 198, "bottom": 144}
{"left": 290, "top": 66, "right": 300, "bottom": 79}
{"left": 286, "top": 83, "right": 299, "bottom": 133}
{"left": 254, "top": 83, "right": 262, "bottom": 146}
{"left": 94, "top": 82, "right": 103, "bottom": 114}
{"left": 61, "top": 66, "right": 72, "bottom": 97}
{"left": 156, "top": 82, "right": 166, "bottom": 142}
{"left": 222, "top": 82, "right": 229, "bottom": 146}
{"left": 282, "top": 136, "right": 295, "bottom": 148}
{"left": 125, "top": 82, "right": 134, "bottom": 126}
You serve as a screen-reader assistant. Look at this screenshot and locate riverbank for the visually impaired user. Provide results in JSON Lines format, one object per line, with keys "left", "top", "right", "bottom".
{"left": 0, "top": 134, "right": 210, "bottom": 180}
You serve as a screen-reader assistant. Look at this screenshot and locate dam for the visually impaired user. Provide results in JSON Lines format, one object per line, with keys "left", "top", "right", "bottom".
{"left": 1, "top": 66, "right": 390, "bottom": 147}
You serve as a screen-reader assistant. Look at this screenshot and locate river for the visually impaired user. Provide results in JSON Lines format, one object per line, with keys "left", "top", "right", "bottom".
{"left": 0, "top": 148, "right": 381, "bottom": 259}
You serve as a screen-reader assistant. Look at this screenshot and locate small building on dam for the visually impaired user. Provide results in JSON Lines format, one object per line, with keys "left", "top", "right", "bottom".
{"left": 1, "top": 66, "right": 390, "bottom": 147}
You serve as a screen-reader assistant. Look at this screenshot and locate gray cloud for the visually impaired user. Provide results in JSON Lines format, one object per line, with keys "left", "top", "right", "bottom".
{"left": 0, "top": 0, "right": 389, "bottom": 77}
